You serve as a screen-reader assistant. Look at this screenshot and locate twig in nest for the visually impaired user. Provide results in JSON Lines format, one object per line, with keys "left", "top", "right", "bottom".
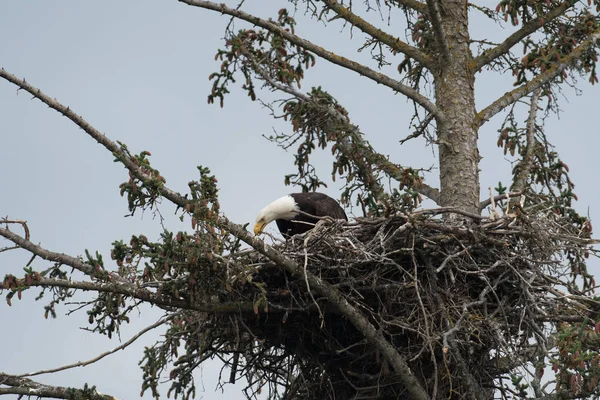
{"left": 479, "top": 191, "right": 524, "bottom": 210}
{"left": 304, "top": 230, "right": 325, "bottom": 328}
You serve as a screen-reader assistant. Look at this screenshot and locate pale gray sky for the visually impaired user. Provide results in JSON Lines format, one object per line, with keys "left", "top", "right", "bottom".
{"left": 1, "top": 1, "right": 599, "bottom": 399}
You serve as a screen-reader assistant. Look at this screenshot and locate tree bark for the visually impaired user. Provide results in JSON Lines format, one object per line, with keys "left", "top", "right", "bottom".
{"left": 433, "top": 0, "right": 480, "bottom": 215}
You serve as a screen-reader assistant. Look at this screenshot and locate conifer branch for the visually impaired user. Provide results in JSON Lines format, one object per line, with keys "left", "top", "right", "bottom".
{"left": 247, "top": 57, "right": 441, "bottom": 204}
{"left": 473, "top": 1, "right": 576, "bottom": 71}
{"left": 176, "top": 0, "right": 442, "bottom": 118}
{"left": 0, "top": 221, "right": 125, "bottom": 283}
{"left": 0, "top": 374, "right": 117, "bottom": 400}
{"left": 476, "top": 29, "right": 600, "bottom": 126}
{"left": 322, "top": 0, "right": 433, "bottom": 68}
{"left": 0, "top": 68, "right": 430, "bottom": 400}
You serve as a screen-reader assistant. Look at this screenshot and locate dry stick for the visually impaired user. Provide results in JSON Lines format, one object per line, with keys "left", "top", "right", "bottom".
{"left": 18, "top": 317, "right": 169, "bottom": 378}
{"left": 413, "top": 206, "right": 484, "bottom": 220}
{"left": 176, "top": 0, "right": 442, "bottom": 119}
{"left": 0, "top": 219, "right": 30, "bottom": 253}
{"left": 479, "top": 191, "right": 523, "bottom": 211}
{"left": 399, "top": 113, "right": 434, "bottom": 145}
{"left": 476, "top": 29, "right": 600, "bottom": 126}
{"left": 304, "top": 232, "right": 325, "bottom": 329}
{"left": 0, "top": 219, "right": 30, "bottom": 240}
{"left": 512, "top": 89, "right": 541, "bottom": 194}
{"left": 411, "top": 242, "right": 438, "bottom": 400}
{"left": 321, "top": 0, "right": 433, "bottom": 68}
{"left": 0, "top": 69, "right": 430, "bottom": 400}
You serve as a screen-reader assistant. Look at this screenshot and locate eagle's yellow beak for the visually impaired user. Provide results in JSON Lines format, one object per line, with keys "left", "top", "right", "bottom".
{"left": 254, "top": 222, "right": 267, "bottom": 236}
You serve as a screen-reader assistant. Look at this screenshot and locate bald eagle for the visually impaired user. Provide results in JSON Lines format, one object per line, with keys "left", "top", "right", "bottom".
{"left": 254, "top": 192, "right": 347, "bottom": 238}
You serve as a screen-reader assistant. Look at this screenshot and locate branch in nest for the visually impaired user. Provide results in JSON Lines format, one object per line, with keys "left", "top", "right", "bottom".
{"left": 479, "top": 191, "right": 524, "bottom": 210}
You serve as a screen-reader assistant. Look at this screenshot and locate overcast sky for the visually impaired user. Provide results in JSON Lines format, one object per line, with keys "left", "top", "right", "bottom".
{"left": 1, "top": 1, "right": 599, "bottom": 399}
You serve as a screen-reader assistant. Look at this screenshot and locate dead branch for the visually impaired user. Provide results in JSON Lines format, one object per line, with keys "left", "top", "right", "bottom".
{"left": 513, "top": 89, "right": 541, "bottom": 193}
{"left": 7, "top": 275, "right": 260, "bottom": 314}
{"left": 18, "top": 317, "right": 169, "bottom": 378}
{"left": 0, "top": 219, "right": 29, "bottom": 253}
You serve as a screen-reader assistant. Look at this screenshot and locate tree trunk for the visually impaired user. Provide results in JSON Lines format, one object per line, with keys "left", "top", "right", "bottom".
{"left": 433, "top": 0, "right": 480, "bottom": 215}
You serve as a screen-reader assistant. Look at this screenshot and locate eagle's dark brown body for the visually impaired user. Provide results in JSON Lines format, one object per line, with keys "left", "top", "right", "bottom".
{"left": 275, "top": 192, "right": 347, "bottom": 237}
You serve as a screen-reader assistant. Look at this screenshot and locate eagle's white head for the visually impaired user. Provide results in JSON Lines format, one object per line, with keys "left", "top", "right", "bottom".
{"left": 254, "top": 195, "right": 299, "bottom": 235}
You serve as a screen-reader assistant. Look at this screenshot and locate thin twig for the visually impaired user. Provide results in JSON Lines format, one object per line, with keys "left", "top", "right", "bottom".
{"left": 18, "top": 317, "right": 169, "bottom": 378}
{"left": 304, "top": 233, "right": 325, "bottom": 328}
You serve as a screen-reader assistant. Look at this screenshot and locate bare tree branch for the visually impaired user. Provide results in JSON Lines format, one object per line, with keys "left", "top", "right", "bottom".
{"left": 18, "top": 317, "right": 169, "bottom": 378}
{"left": 473, "top": 2, "right": 576, "bottom": 71}
{"left": 322, "top": 0, "right": 433, "bottom": 68}
{"left": 0, "top": 373, "right": 117, "bottom": 400}
{"left": 0, "top": 68, "right": 430, "bottom": 400}
{"left": 425, "top": 0, "right": 450, "bottom": 63}
{"left": 175, "top": 0, "right": 443, "bottom": 119}
{"left": 0, "top": 219, "right": 29, "bottom": 253}
{"left": 476, "top": 29, "right": 600, "bottom": 126}
{"left": 0, "top": 219, "right": 30, "bottom": 240}
{"left": 513, "top": 89, "right": 541, "bottom": 193}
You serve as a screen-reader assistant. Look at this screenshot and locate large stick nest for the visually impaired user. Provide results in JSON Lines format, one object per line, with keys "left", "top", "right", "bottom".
{"left": 184, "top": 205, "right": 597, "bottom": 399}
